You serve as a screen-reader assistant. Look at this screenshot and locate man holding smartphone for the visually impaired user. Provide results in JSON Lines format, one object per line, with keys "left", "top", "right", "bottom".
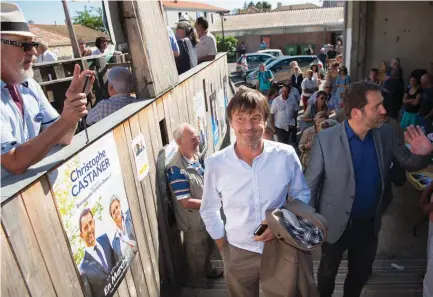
{"left": 200, "top": 86, "right": 310, "bottom": 297}
{"left": 1, "top": 2, "right": 94, "bottom": 178}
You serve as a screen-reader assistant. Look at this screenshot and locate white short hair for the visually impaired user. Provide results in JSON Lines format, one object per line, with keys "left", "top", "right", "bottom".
{"left": 108, "top": 66, "right": 133, "bottom": 94}
{"left": 173, "top": 123, "right": 194, "bottom": 142}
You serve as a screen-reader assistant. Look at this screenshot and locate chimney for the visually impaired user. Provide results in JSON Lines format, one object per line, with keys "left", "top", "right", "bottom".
{"left": 277, "top": 2, "right": 282, "bottom": 8}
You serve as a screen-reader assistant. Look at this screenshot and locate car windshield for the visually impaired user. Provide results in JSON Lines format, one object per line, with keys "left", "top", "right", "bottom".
{"left": 265, "top": 58, "right": 277, "bottom": 65}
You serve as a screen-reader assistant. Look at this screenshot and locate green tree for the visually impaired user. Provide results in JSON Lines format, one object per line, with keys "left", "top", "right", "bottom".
{"left": 216, "top": 35, "right": 238, "bottom": 62}
{"left": 248, "top": 1, "right": 255, "bottom": 7}
{"left": 255, "top": 2, "right": 263, "bottom": 10}
{"left": 73, "top": 6, "right": 106, "bottom": 33}
{"left": 262, "top": 1, "right": 272, "bottom": 11}
{"left": 243, "top": 1, "right": 248, "bottom": 9}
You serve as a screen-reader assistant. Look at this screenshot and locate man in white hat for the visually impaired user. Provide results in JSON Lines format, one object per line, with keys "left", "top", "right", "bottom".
{"left": 0, "top": 2, "right": 95, "bottom": 177}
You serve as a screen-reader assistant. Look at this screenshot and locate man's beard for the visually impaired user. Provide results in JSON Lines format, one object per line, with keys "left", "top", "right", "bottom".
{"left": 18, "top": 64, "right": 34, "bottom": 83}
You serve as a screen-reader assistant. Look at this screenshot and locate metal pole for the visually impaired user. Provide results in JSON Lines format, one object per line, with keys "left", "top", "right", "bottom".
{"left": 220, "top": 13, "right": 225, "bottom": 42}
{"left": 62, "top": 0, "right": 82, "bottom": 59}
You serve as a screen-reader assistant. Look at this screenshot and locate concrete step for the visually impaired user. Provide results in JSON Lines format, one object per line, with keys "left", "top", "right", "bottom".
{"left": 196, "top": 260, "right": 426, "bottom": 297}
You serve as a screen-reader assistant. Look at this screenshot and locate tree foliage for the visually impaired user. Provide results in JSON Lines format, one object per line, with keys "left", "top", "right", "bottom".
{"left": 234, "top": 1, "right": 272, "bottom": 14}
{"left": 216, "top": 35, "right": 238, "bottom": 62}
{"left": 73, "top": 6, "right": 106, "bottom": 33}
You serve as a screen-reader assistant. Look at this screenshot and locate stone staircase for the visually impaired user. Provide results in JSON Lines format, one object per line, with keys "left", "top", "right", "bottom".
{"left": 192, "top": 259, "right": 426, "bottom": 297}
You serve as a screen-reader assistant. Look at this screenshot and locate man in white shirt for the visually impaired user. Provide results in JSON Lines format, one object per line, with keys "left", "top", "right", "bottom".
{"left": 195, "top": 16, "right": 217, "bottom": 64}
{"left": 200, "top": 86, "right": 310, "bottom": 297}
{"left": 301, "top": 70, "right": 319, "bottom": 111}
{"left": 270, "top": 84, "right": 300, "bottom": 145}
{"left": 35, "top": 41, "right": 57, "bottom": 63}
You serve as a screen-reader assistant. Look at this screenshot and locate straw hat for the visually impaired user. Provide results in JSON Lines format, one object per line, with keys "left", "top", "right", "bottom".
{"left": 0, "top": 2, "right": 35, "bottom": 38}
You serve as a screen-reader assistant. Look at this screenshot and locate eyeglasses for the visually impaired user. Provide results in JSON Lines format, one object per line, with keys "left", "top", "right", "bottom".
{"left": 1, "top": 39, "right": 39, "bottom": 52}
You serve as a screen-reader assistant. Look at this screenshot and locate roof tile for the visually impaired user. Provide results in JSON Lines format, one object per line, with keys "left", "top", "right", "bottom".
{"left": 162, "top": 1, "right": 227, "bottom": 12}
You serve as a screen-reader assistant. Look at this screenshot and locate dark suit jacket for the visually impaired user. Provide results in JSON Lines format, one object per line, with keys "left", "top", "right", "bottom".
{"left": 305, "top": 122, "right": 429, "bottom": 243}
{"left": 112, "top": 209, "right": 136, "bottom": 258}
{"left": 80, "top": 234, "right": 118, "bottom": 297}
{"left": 291, "top": 73, "right": 303, "bottom": 95}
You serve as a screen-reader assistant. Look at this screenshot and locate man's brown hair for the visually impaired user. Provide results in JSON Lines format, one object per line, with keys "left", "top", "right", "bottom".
{"left": 343, "top": 81, "right": 381, "bottom": 119}
{"left": 226, "top": 86, "right": 270, "bottom": 122}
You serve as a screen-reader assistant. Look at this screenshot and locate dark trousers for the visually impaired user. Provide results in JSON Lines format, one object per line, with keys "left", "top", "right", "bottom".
{"left": 275, "top": 126, "right": 297, "bottom": 145}
{"left": 317, "top": 218, "right": 378, "bottom": 297}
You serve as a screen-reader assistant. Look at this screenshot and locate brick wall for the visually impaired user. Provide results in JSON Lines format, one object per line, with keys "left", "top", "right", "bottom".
{"left": 236, "top": 31, "right": 332, "bottom": 55}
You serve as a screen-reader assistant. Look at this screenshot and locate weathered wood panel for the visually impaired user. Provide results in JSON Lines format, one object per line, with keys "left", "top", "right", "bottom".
{"left": 1, "top": 225, "right": 30, "bottom": 297}
{"left": 21, "top": 176, "right": 84, "bottom": 297}
{"left": 1, "top": 195, "right": 57, "bottom": 297}
{"left": 113, "top": 124, "right": 159, "bottom": 296}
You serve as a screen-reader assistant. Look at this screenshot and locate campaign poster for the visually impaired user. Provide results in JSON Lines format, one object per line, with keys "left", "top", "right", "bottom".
{"left": 48, "top": 132, "right": 137, "bottom": 297}
{"left": 223, "top": 75, "right": 229, "bottom": 109}
{"left": 209, "top": 90, "right": 220, "bottom": 149}
{"left": 131, "top": 133, "right": 150, "bottom": 181}
{"left": 217, "top": 89, "right": 227, "bottom": 136}
{"left": 193, "top": 90, "right": 208, "bottom": 155}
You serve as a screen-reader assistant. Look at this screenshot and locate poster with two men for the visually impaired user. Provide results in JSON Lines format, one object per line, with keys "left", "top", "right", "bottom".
{"left": 48, "top": 132, "right": 137, "bottom": 297}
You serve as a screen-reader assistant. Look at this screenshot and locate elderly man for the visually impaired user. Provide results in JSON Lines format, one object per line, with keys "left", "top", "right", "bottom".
{"left": 86, "top": 67, "right": 135, "bottom": 125}
{"left": 306, "top": 81, "right": 433, "bottom": 297}
{"left": 166, "top": 123, "right": 222, "bottom": 288}
{"left": 301, "top": 70, "right": 319, "bottom": 111}
{"left": 35, "top": 41, "right": 57, "bottom": 63}
{"left": 200, "top": 87, "right": 311, "bottom": 297}
{"left": 308, "top": 81, "right": 333, "bottom": 108}
{"left": 1, "top": 2, "right": 94, "bottom": 177}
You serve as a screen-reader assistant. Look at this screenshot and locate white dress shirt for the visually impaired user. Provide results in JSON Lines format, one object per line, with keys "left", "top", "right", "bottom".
{"left": 271, "top": 94, "right": 300, "bottom": 130}
{"left": 196, "top": 31, "right": 217, "bottom": 59}
{"left": 301, "top": 77, "right": 318, "bottom": 97}
{"left": 85, "top": 241, "right": 108, "bottom": 268}
{"left": 36, "top": 50, "right": 57, "bottom": 63}
{"left": 200, "top": 140, "right": 310, "bottom": 254}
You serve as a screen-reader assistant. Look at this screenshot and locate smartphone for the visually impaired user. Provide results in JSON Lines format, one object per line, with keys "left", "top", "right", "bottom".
{"left": 82, "top": 74, "right": 90, "bottom": 93}
{"left": 253, "top": 224, "right": 268, "bottom": 236}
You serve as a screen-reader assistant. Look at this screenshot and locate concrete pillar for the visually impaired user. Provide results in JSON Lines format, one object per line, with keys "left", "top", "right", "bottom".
{"left": 345, "top": 1, "right": 368, "bottom": 81}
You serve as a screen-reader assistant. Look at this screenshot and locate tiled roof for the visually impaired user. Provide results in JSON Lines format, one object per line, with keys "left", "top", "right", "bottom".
{"left": 273, "top": 3, "right": 320, "bottom": 11}
{"left": 29, "top": 24, "right": 110, "bottom": 46}
{"left": 211, "top": 7, "right": 344, "bottom": 32}
{"left": 162, "top": 1, "right": 228, "bottom": 12}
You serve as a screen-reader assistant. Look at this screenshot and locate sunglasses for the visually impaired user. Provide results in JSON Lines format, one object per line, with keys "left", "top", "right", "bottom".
{"left": 1, "top": 39, "right": 39, "bottom": 52}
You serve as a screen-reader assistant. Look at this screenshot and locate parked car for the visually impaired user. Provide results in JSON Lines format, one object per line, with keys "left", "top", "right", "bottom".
{"left": 246, "top": 55, "right": 321, "bottom": 87}
{"left": 235, "top": 53, "right": 274, "bottom": 76}
{"left": 245, "top": 57, "right": 278, "bottom": 77}
{"left": 257, "top": 49, "right": 284, "bottom": 57}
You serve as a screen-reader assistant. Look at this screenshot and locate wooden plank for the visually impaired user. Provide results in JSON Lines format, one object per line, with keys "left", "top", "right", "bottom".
{"left": 124, "top": 117, "right": 161, "bottom": 291}
{"left": 21, "top": 177, "right": 85, "bottom": 297}
{"left": 1, "top": 225, "right": 30, "bottom": 297}
{"left": 1, "top": 194, "right": 57, "bottom": 297}
{"left": 162, "top": 94, "right": 173, "bottom": 142}
{"left": 156, "top": 98, "right": 165, "bottom": 123}
{"left": 125, "top": 270, "right": 139, "bottom": 297}
{"left": 115, "top": 276, "right": 130, "bottom": 297}
{"left": 151, "top": 103, "right": 163, "bottom": 151}
{"left": 113, "top": 125, "right": 158, "bottom": 297}
{"left": 138, "top": 107, "right": 176, "bottom": 289}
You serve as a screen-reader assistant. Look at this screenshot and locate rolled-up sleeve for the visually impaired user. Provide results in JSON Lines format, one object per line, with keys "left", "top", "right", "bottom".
{"left": 287, "top": 149, "right": 311, "bottom": 204}
{"left": 200, "top": 159, "right": 225, "bottom": 239}
{"left": 0, "top": 118, "right": 18, "bottom": 155}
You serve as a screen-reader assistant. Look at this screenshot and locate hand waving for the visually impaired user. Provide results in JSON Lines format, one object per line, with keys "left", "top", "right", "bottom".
{"left": 405, "top": 125, "right": 433, "bottom": 156}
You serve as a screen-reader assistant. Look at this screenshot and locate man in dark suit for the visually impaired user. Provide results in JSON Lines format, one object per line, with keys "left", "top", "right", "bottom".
{"left": 306, "top": 81, "right": 433, "bottom": 297}
{"left": 78, "top": 208, "right": 117, "bottom": 297}
{"left": 108, "top": 195, "right": 137, "bottom": 258}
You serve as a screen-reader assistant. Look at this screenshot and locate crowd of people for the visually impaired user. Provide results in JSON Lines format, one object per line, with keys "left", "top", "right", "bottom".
{"left": 167, "top": 14, "right": 218, "bottom": 75}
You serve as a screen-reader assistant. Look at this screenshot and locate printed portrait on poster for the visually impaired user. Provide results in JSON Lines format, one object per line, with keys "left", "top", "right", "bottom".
{"left": 217, "top": 89, "right": 226, "bottom": 136}
{"left": 48, "top": 132, "right": 137, "bottom": 297}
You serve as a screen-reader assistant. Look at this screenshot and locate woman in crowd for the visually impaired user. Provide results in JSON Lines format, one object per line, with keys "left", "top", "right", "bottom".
{"left": 311, "top": 64, "right": 323, "bottom": 82}
{"left": 326, "top": 61, "right": 339, "bottom": 86}
{"left": 78, "top": 39, "right": 92, "bottom": 57}
{"left": 401, "top": 75, "right": 422, "bottom": 129}
{"left": 291, "top": 66, "right": 303, "bottom": 95}
{"left": 301, "top": 70, "right": 319, "bottom": 112}
{"left": 256, "top": 63, "right": 274, "bottom": 96}
{"left": 174, "top": 21, "right": 199, "bottom": 75}
{"left": 299, "top": 111, "right": 328, "bottom": 169}
{"left": 301, "top": 90, "right": 329, "bottom": 131}
{"left": 331, "top": 65, "right": 350, "bottom": 111}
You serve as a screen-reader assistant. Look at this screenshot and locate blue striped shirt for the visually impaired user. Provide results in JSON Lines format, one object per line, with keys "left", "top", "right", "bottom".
{"left": 166, "top": 158, "right": 204, "bottom": 200}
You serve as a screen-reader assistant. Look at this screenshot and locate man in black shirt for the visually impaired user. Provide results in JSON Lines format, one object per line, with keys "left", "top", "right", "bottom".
{"left": 327, "top": 45, "right": 337, "bottom": 60}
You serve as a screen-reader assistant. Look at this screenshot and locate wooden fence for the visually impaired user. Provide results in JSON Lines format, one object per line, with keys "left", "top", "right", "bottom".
{"left": 1, "top": 53, "right": 231, "bottom": 297}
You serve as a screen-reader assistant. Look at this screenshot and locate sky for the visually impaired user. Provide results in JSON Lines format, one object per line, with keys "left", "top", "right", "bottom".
{"left": 11, "top": 0, "right": 322, "bottom": 25}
